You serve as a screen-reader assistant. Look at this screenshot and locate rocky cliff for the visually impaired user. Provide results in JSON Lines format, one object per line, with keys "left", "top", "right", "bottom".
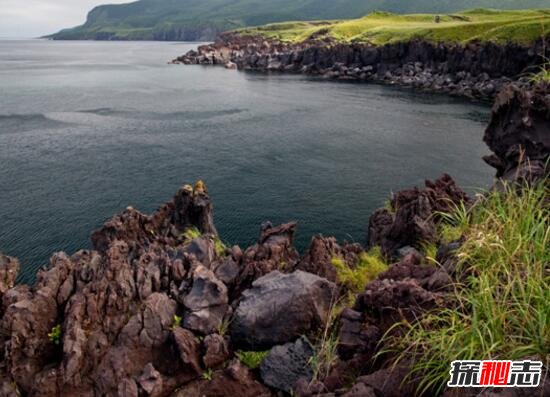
{"left": 174, "top": 33, "right": 549, "bottom": 100}
{"left": 0, "top": 85, "right": 547, "bottom": 396}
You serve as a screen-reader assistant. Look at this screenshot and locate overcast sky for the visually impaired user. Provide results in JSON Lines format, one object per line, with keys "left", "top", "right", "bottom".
{"left": 0, "top": 0, "right": 130, "bottom": 38}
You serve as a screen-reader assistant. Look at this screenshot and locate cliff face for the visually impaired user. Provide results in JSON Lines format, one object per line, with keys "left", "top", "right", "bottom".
{"left": 174, "top": 34, "right": 549, "bottom": 100}
{"left": 0, "top": 84, "right": 547, "bottom": 396}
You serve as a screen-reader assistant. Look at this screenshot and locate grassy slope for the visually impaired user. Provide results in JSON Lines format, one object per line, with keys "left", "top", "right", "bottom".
{"left": 237, "top": 9, "right": 550, "bottom": 45}
{"left": 387, "top": 181, "right": 550, "bottom": 394}
{"left": 49, "top": 0, "right": 550, "bottom": 40}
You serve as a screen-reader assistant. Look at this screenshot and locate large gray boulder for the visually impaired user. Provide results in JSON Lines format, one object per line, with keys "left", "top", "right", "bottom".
{"left": 229, "top": 270, "right": 336, "bottom": 350}
{"left": 260, "top": 336, "right": 314, "bottom": 393}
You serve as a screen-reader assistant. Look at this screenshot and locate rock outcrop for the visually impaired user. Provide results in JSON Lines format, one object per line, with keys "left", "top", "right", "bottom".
{"left": 367, "top": 173, "right": 470, "bottom": 257}
{"left": 0, "top": 83, "right": 547, "bottom": 396}
{"left": 483, "top": 82, "right": 550, "bottom": 185}
{"left": 174, "top": 33, "right": 549, "bottom": 100}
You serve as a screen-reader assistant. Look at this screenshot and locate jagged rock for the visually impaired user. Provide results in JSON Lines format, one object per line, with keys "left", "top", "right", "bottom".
{"left": 351, "top": 364, "right": 418, "bottom": 397}
{"left": 172, "top": 328, "right": 202, "bottom": 375}
{"left": 202, "top": 333, "right": 230, "bottom": 369}
{"left": 230, "top": 270, "right": 336, "bottom": 350}
{"left": 183, "top": 265, "right": 228, "bottom": 335}
{"left": 139, "top": 363, "right": 163, "bottom": 396}
{"left": 260, "top": 336, "right": 314, "bottom": 392}
{"left": 172, "top": 359, "right": 272, "bottom": 397}
{"left": 173, "top": 182, "right": 217, "bottom": 235}
{"left": 367, "top": 174, "right": 470, "bottom": 257}
{"left": 295, "top": 236, "right": 362, "bottom": 282}
{"left": 483, "top": 82, "right": 550, "bottom": 184}
{"left": 232, "top": 221, "right": 300, "bottom": 298}
{"left": 337, "top": 308, "right": 380, "bottom": 360}
{"left": 0, "top": 254, "right": 19, "bottom": 297}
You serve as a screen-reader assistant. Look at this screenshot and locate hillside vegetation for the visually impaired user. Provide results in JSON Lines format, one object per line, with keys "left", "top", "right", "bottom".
{"left": 49, "top": 0, "right": 550, "bottom": 41}
{"left": 237, "top": 9, "right": 550, "bottom": 45}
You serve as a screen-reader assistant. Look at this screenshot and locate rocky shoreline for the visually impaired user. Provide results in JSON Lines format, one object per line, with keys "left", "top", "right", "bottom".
{"left": 0, "top": 81, "right": 548, "bottom": 396}
{"left": 173, "top": 33, "right": 549, "bottom": 101}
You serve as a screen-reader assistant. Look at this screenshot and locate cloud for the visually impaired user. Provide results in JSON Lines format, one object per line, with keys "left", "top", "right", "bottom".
{"left": 0, "top": 0, "right": 130, "bottom": 38}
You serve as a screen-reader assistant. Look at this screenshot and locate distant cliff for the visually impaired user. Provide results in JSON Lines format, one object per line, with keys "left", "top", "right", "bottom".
{"left": 48, "top": 0, "right": 550, "bottom": 41}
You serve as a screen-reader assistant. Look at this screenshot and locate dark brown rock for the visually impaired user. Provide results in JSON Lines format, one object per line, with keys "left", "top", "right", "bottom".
{"left": 483, "top": 82, "right": 550, "bottom": 184}
{"left": 172, "top": 359, "right": 272, "bottom": 397}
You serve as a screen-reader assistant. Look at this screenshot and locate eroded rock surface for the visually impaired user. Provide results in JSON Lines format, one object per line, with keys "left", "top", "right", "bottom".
{"left": 230, "top": 270, "right": 336, "bottom": 350}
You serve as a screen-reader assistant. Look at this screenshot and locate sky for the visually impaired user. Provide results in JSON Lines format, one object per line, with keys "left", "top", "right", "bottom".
{"left": 0, "top": 0, "right": 130, "bottom": 38}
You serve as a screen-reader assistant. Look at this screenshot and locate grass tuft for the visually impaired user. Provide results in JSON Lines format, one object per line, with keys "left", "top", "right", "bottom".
{"left": 182, "top": 226, "right": 202, "bottom": 241}
{"left": 386, "top": 181, "right": 550, "bottom": 395}
{"left": 331, "top": 246, "right": 388, "bottom": 293}
{"left": 235, "top": 350, "right": 270, "bottom": 369}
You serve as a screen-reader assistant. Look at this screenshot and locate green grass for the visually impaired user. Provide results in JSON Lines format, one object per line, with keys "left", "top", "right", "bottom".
{"left": 385, "top": 181, "right": 550, "bottom": 395}
{"left": 331, "top": 246, "right": 388, "bottom": 293}
{"left": 530, "top": 62, "right": 550, "bottom": 82}
{"left": 235, "top": 350, "right": 270, "bottom": 369}
{"left": 236, "top": 9, "right": 550, "bottom": 45}
{"left": 182, "top": 227, "right": 202, "bottom": 241}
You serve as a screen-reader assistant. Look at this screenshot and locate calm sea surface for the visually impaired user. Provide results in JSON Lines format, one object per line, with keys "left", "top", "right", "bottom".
{"left": 0, "top": 40, "right": 493, "bottom": 284}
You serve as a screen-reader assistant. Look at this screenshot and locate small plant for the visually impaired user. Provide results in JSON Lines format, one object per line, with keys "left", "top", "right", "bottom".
{"left": 182, "top": 227, "right": 201, "bottom": 241}
{"left": 202, "top": 368, "right": 213, "bottom": 380}
{"left": 331, "top": 246, "right": 388, "bottom": 293}
{"left": 419, "top": 242, "right": 438, "bottom": 265}
{"left": 309, "top": 328, "right": 339, "bottom": 382}
{"left": 235, "top": 350, "right": 270, "bottom": 369}
{"left": 171, "top": 315, "right": 182, "bottom": 330}
{"left": 214, "top": 237, "right": 227, "bottom": 257}
{"left": 217, "top": 317, "right": 231, "bottom": 337}
{"left": 438, "top": 223, "right": 464, "bottom": 245}
{"left": 529, "top": 63, "right": 550, "bottom": 83}
{"left": 48, "top": 324, "right": 62, "bottom": 345}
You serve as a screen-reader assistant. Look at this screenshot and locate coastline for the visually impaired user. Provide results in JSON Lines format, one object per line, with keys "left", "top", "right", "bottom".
{"left": 173, "top": 33, "right": 549, "bottom": 101}
{"left": 0, "top": 81, "right": 547, "bottom": 396}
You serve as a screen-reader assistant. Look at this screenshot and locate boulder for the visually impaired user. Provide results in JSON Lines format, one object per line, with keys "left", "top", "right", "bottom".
{"left": 260, "top": 337, "right": 314, "bottom": 393}
{"left": 183, "top": 265, "right": 228, "bottom": 335}
{"left": 230, "top": 270, "right": 336, "bottom": 350}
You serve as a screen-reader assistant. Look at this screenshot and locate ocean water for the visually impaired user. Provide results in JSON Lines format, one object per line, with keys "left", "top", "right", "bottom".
{"left": 0, "top": 40, "right": 494, "bottom": 284}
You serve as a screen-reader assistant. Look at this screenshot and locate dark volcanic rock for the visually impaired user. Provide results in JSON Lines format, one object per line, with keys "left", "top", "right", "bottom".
{"left": 231, "top": 221, "right": 300, "bottom": 299}
{"left": 175, "top": 33, "right": 549, "bottom": 101}
{"left": 230, "top": 270, "right": 336, "bottom": 350}
{"left": 182, "top": 265, "right": 228, "bottom": 335}
{"left": 368, "top": 173, "right": 470, "bottom": 257}
{"left": 483, "top": 82, "right": 550, "bottom": 184}
{"left": 260, "top": 336, "right": 314, "bottom": 392}
{"left": 295, "top": 235, "right": 362, "bottom": 282}
{"left": 172, "top": 359, "right": 272, "bottom": 397}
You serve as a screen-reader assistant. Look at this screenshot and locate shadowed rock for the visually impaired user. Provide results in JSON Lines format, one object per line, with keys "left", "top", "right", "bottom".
{"left": 483, "top": 82, "right": 550, "bottom": 185}
{"left": 260, "top": 336, "right": 314, "bottom": 392}
{"left": 230, "top": 270, "right": 336, "bottom": 350}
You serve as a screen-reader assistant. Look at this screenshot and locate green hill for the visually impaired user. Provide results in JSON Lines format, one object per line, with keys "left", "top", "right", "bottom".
{"left": 238, "top": 9, "right": 550, "bottom": 45}
{"left": 49, "top": 0, "right": 550, "bottom": 41}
